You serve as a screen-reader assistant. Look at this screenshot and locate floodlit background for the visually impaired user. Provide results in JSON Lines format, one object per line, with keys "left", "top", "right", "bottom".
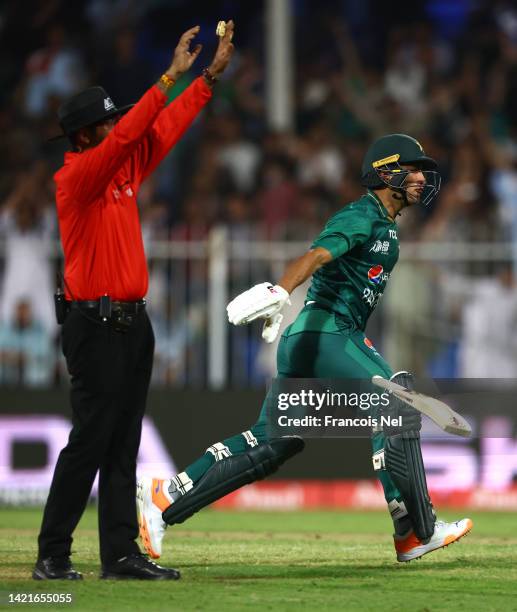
{"left": 0, "top": 0, "right": 516, "bottom": 509}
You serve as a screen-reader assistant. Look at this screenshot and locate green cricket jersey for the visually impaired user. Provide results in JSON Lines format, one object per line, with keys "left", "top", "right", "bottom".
{"left": 306, "top": 190, "right": 400, "bottom": 330}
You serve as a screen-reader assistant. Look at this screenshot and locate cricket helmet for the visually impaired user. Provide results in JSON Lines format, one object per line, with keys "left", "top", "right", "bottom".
{"left": 361, "top": 133, "right": 441, "bottom": 206}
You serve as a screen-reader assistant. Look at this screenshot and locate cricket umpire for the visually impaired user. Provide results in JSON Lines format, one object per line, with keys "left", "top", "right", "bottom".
{"left": 33, "top": 22, "right": 234, "bottom": 580}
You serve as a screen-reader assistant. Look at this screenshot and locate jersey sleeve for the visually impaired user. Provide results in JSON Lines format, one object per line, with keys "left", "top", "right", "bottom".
{"left": 135, "top": 77, "right": 212, "bottom": 183}
{"left": 311, "top": 206, "right": 373, "bottom": 259}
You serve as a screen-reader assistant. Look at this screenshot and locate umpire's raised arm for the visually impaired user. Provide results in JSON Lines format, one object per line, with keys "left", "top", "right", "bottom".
{"left": 57, "top": 24, "right": 234, "bottom": 203}
{"left": 138, "top": 20, "right": 235, "bottom": 182}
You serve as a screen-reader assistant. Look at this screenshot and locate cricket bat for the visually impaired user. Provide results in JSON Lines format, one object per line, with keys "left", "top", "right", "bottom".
{"left": 372, "top": 376, "right": 472, "bottom": 438}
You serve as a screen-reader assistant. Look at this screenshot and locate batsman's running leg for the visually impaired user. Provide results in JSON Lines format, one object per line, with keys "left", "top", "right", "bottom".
{"left": 138, "top": 332, "right": 303, "bottom": 557}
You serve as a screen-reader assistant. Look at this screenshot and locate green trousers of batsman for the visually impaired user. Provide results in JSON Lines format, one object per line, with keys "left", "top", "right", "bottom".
{"left": 183, "top": 304, "right": 401, "bottom": 511}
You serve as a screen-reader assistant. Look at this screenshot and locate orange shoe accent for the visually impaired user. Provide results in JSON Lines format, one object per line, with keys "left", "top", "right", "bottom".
{"left": 139, "top": 515, "right": 159, "bottom": 559}
{"left": 395, "top": 531, "right": 422, "bottom": 554}
{"left": 443, "top": 518, "right": 473, "bottom": 546}
{"left": 152, "top": 479, "right": 171, "bottom": 512}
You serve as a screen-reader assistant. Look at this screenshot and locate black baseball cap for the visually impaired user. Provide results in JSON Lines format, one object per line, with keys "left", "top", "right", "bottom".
{"left": 50, "top": 86, "right": 133, "bottom": 141}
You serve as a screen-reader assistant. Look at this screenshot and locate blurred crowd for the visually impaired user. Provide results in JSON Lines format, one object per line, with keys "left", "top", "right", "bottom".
{"left": 2, "top": 0, "right": 517, "bottom": 387}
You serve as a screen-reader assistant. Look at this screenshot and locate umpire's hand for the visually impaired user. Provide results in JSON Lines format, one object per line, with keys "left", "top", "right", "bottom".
{"left": 167, "top": 26, "right": 204, "bottom": 81}
{"left": 207, "top": 19, "right": 235, "bottom": 77}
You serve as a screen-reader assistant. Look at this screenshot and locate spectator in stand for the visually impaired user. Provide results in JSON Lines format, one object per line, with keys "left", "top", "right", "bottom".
{"left": 225, "top": 192, "right": 256, "bottom": 242}
{"left": 225, "top": 192, "right": 267, "bottom": 293}
{"left": 216, "top": 115, "right": 261, "bottom": 193}
{"left": 0, "top": 299, "right": 53, "bottom": 387}
{"left": 459, "top": 264, "right": 517, "bottom": 377}
{"left": 297, "top": 121, "right": 345, "bottom": 192}
{"left": 486, "top": 144, "right": 517, "bottom": 271}
{"left": 384, "top": 30, "right": 428, "bottom": 117}
{"left": 256, "top": 156, "right": 299, "bottom": 239}
{"left": 230, "top": 49, "right": 265, "bottom": 137}
{"left": 473, "top": 114, "right": 517, "bottom": 274}
{"left": 0, "top": 162, "right": 56, "bottom": 336}
{"left": 278, "top": 188, "right": 328, "bottom": 242}
{"left": 168, "top": 194, "right": 214, "bottom": 386}
{"left": 23, "top": 24, "right": 85, "bottom": 118}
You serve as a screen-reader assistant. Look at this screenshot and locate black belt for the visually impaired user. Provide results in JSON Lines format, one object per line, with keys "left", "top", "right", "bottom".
{"left": 70, "top": 300, "right": 146, "bottom": 314}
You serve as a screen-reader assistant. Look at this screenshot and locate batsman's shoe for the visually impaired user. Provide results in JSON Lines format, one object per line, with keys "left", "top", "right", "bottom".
{"left": 394, "top": 518, "right": 473, "bottom": 562}
{"left": 136, "top": 477, "right": 172, "bottom": 559}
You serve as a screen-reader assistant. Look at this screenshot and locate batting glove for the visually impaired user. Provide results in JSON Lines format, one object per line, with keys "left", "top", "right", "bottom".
{"left": 227, "top": 282, "right": 291, "bottom": 326}
{"left": 261, "top": 312, "right": 284, "bottom": 343}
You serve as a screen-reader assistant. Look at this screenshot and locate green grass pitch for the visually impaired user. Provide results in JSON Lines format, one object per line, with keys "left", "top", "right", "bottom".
{"left": 0, "top": 507, "right": 516, "bottom": 611}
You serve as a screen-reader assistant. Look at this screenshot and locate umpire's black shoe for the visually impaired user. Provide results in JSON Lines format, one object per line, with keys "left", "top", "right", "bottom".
{"left": 100, "top": 553, "right": 181, "bottom": 580}
{"left": 33, "top": 556, "right": 83, "bottom": 580}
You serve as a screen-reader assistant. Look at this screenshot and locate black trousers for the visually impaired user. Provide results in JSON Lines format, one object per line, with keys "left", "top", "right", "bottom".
{"left": 37, "top": 308, "right": 154, "bottom": 566}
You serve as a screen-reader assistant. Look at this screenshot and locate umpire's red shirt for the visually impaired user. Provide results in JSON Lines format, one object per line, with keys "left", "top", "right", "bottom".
{"left": 55, "top": 78, "right": 212, "bottom": 301}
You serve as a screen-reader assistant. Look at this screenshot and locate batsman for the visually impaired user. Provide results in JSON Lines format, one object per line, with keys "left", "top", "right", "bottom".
{"left": 138, "top": 134, "right": 473, "bottom": 562}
